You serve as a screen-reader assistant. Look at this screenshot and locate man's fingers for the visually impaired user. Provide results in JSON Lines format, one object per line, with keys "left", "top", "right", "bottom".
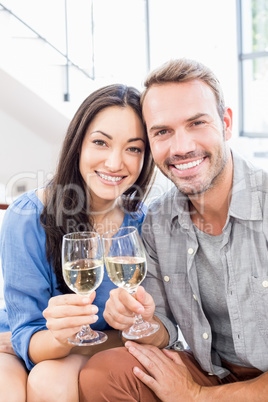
{"left": 111, "top": 288, "right": 145, "bottom": 314}
{"left": 125, "top": 342, "right": 162, "bottom": 369}
{"left": 162, "top": 348, "right": 185, "bottom": 365}
{"left": 132, "top": 366, "right": 160, "bottom": 394}
{"left": 104, "top": 299, "right": 136, "bottom": 330}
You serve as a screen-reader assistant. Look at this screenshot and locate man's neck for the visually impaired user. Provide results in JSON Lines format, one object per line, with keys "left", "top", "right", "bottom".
{"left": 189, "top": 156, "right": 233, "bottom": 236}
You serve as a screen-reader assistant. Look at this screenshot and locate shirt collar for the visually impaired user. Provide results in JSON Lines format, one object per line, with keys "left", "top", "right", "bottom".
{"left": 170, "top": 188, "right": 191, "bottom": 226}
{"left": 228, "top": 150, "right": 263, "bottom": 221}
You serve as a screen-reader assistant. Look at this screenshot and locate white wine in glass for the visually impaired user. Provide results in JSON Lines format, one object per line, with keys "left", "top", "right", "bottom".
{"left": 102, "top": 226, "right": 160, "bottom": 339}
{"left": 62, "top": 231, "right": 107, "bottom": 346}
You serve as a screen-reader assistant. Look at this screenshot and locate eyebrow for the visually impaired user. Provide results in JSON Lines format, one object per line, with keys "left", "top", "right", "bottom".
{"left": 186, "top": 113, "right": 210, "bottom": 122}
{"left": 148, "top": 113, "right": 210, "bottom": 133}
{"left": 91, "top": 130, "right": 145, "bottom": 143}
{"left": 148, "top": 125, "right": 167, "bottom": 134}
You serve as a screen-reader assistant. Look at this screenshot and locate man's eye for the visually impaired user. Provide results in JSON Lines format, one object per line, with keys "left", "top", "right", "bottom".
{"left": 156, "top": 129, "right": 168, "bottom": 136}
{"left": 93, "top": 140, "right": 106, "bottom": 146}
{"left": 192, "top": 121, "right": 205, "bottom": 126}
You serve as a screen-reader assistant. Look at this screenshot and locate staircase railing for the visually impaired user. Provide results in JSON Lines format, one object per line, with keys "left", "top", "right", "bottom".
{"left": 0, "top": 2, "right": 94, "bottom": 101}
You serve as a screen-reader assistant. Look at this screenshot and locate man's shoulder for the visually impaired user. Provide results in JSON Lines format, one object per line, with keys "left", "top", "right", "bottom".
{"left": 233, "top": 150, "right": 268, "bottom": 190}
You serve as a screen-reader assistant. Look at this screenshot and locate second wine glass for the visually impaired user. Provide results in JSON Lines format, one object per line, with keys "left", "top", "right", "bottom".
{"left": 62, "top": 231, "right": 108, "bottom": 346}
{"left": 102, "top": 226, "right": 160, "bottom": 339}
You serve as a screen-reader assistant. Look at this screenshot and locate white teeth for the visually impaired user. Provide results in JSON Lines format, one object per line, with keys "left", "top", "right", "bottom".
{"left": 175, "top": 158, "right": 204, "bottom": 171}
{"left": 98, "top": 172, "right": 123, "bottom": 182}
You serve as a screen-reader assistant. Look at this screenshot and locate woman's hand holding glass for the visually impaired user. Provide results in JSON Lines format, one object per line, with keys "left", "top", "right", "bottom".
{"left": 43, "top": 293, "right": 99, "bottom": 348}
{"left": 61, "top": 231, "right": 107, "bottom": 346}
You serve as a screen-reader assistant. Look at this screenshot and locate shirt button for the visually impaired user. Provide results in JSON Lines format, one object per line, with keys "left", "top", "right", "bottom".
{"left": 164, "top": 275, "right": 170, "bottom": 282}
{"left": 262, "top": 280, "right": 268, "bottom": 288}
{"left": 188, "top": 248, "right": 194, "bottom": 255}
{"left": 193, "top": 294, "right": 198, "bottom": 301}
{"left": 208, "top": 372, "right": 214, "bottom": 376}
{"left": 202, "top": 332, "right": 209, "bottom": 340}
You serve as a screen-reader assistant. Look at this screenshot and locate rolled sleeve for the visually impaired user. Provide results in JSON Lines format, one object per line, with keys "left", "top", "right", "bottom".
{"left": 0, "top": 193, "right": 58, "bottom": 370}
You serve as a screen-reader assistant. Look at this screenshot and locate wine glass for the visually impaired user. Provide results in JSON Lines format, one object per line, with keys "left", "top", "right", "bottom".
{"left": 102, "top": 226, "right": 160, "bottom": 339}
{"left": 62, "top": 231, "right": 108, "bottom": 346}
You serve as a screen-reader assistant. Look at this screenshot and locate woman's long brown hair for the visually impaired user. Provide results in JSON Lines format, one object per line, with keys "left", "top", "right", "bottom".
{"left": 40, "top": 84, "right": 155, "bottom": 293}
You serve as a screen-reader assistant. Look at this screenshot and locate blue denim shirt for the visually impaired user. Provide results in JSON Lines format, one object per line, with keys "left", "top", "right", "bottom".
{"left": 142, "top": 151, "right": 268, "bottom": 378}
{"left": 0, "top": 189, "right": 145, "bottom": 370}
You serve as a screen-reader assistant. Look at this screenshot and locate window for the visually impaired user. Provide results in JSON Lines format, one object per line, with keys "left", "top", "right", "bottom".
{"left": 237, "top": 0, "right": 268, "bottom": 137}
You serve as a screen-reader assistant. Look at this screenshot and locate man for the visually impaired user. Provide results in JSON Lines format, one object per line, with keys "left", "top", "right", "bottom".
{"left": 79, "top": 58, "right": 268, "bottom": 401}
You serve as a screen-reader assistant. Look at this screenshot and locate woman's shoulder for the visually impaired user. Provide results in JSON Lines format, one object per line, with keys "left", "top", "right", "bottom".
{"left": 2, "top": 189, "right": 45, "bottom": 234}
{"left": 8, "top": 188, "right": 44, "bottom": 216}
{"left": 0, "top": 189, "right": 47, "bottom": 254}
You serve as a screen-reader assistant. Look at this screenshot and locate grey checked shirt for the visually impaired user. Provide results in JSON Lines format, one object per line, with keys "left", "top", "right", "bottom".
{"left": 142, "top": 151, "right": 268, "bottom": 378}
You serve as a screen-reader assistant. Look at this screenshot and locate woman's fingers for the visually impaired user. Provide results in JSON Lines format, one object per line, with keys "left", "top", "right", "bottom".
{"left": 43, "top": 292, "right": 97, "bottom": 318}
{"left": 42, "top": 293, "right": 99, "bottom": 342}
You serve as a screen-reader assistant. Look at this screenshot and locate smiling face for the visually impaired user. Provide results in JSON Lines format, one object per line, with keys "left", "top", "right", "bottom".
{"left": 79, "top": 106, "right": 146, "bottom": 209}
{"left": 142, "top": 80, "right": 232, "bottom": 196}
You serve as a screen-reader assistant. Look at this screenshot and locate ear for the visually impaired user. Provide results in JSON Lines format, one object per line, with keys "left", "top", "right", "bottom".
{"left": 223, "top": 107, "right": 233, "bottom": 141}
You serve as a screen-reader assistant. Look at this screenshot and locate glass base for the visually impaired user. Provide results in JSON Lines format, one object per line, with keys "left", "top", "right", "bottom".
{"left": 122, "top": 320, "right": 160, "bottom": 340}
{"left": 68, "top": 330, "right": 108, "bottom": 346}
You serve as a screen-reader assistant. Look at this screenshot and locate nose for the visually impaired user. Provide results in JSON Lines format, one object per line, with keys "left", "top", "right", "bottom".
{"left": 104, "top": 149, "right": 124, "bottom": 172}
{"left": 170, "top": 130, "right": 196, "bottom": 156}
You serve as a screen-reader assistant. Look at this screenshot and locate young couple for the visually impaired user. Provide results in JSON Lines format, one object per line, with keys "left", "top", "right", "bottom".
{"left": 1, "top": 58, "right": 268, "bottom": 401}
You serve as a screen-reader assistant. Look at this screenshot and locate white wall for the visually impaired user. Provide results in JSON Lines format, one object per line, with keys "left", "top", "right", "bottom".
{"left": 0, "top": 108, "right": 63, "bottom": 202}
{"left": 0, "top": 110, "right": 57, "bottom": 202}
{"left": 149, "top": 0, "right": 239, "bottom": 131}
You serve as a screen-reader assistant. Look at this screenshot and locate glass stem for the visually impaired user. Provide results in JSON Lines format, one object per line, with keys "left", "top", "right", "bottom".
{"left": 134, "top": 314, "right": 145, "bottom": 325}
{"left": 77, "top": 324, "right": 96, "bottom": 340}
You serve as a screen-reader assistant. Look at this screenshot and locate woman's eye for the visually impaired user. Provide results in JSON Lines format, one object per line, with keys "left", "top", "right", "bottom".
{"left": 93, "top": 140, "right": 107, "bottom": 147}
{"left": 128, "top": 147, "right": 142, "bottom": 154}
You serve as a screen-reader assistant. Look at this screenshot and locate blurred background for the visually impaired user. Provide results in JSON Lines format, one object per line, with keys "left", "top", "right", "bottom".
{"left": 1, "top": 0, "right": 268, "bottom": 204}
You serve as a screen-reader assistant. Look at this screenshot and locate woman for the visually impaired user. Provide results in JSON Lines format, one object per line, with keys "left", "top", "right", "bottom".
{"left": 0, "top": 84, "right": 155, "bottom": 401}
